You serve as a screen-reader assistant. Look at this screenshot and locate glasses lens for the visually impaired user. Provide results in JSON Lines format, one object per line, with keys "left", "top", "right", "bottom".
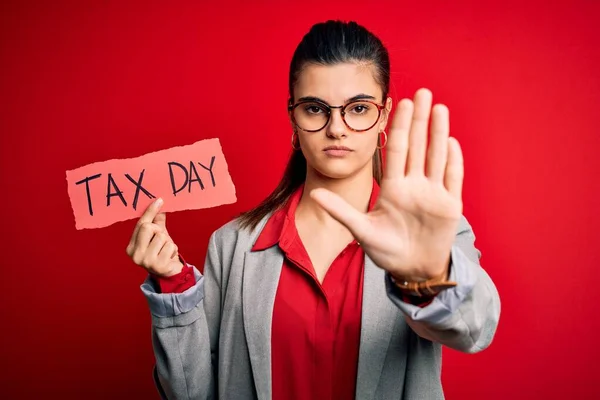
{"left": 293, "top": 102, "right": 329, "bottom": 131}
{"left": 343, "top": 101, "right": 380, "bottom": 131}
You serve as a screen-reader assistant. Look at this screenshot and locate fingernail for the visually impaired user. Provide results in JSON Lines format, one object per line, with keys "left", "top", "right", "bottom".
{"left": 156, "top": 198, "right": 163, "bottom": 206}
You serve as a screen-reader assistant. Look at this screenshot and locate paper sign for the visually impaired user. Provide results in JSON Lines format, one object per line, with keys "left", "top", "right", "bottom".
{"left": 66, "top": 138, "right": 236, "bottom": 230}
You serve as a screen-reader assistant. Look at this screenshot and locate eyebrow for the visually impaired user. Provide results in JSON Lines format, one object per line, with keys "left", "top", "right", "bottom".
{"left": 297, "top": 93, "right": 377, "bottom": 104}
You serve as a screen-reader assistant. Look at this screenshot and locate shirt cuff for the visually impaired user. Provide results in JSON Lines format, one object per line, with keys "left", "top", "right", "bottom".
{"left": 386, "top": 244, "right": 478, "bottom": 324}
{"left": 152, "top": 254, "right": 196, "bottom": 293}
{"left": 400, "top": 293, "right": 436, "bottom": 308}
{"left": 140, "top": 266, "right": 204, "bottom": 318}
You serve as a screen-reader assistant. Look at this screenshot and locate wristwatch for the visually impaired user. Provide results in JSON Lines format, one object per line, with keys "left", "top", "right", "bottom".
{"left": 391, "top": 268, "right": 457, "bottom": 297}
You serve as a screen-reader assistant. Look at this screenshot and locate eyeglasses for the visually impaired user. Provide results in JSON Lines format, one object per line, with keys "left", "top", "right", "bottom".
{"left": 288, "top": 99, "right": 386, "bottom": 133}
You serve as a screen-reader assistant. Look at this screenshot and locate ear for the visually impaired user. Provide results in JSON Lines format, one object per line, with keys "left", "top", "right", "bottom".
{"left": 288, "top": 98, "right": 295, "bottom": 129}
{"left": 379, "top": 97, "right": 393, "bottom": 132}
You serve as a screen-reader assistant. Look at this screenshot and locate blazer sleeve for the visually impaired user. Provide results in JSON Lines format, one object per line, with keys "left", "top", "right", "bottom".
{"left": 386, "top": 215, "right": 501, "bottom": 353}
{"left": 140, "top": 231, "right": 223, "bottom": 399}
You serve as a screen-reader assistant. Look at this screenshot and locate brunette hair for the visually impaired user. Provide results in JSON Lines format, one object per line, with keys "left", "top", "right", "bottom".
{"left": 238, "top": 20, "right": 390, "bottom": 231}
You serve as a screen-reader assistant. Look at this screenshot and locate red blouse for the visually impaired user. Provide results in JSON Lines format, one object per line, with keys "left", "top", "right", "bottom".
{"left": 251, "top": 181, "right": 379, "bottom": 400}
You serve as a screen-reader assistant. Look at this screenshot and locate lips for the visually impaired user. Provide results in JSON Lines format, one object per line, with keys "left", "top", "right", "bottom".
{"left": 323, "top": 146, "right": 352, "bottom": 151}
{"left": 323, "top": 146, "right": 353, "bottom": 157}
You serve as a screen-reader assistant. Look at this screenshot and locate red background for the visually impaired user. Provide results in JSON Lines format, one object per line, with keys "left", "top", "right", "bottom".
{"left": 1, "top": 1, "right": 599, "bottom": 399}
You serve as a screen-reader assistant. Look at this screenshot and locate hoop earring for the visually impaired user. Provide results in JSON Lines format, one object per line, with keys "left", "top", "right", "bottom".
{"left": 377, "top": 131, "right": 387, "bottom": 149}
{"left": 291, "top": 131, "right": 300, "bottom": 150}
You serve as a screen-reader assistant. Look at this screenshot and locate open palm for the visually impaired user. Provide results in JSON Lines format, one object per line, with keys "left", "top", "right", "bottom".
{"left": 310, "top": 88, "right": 464, "bottom": 281}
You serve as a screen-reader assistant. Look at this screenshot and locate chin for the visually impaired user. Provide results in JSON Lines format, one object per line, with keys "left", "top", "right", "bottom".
{"left": 312, "top": 162, "right": 362, "bottom": 180}
{"left": 304, "top": 151, "right": 372, "bottom": 180}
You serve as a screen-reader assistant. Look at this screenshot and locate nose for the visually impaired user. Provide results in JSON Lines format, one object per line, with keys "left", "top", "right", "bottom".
{"left": 326, "top": 108, "right": 347, "bottom": 139}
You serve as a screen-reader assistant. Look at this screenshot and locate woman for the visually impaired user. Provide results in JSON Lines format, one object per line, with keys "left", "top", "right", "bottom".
{"left": 127, "top": 20, "right": 500, "bottom": 400}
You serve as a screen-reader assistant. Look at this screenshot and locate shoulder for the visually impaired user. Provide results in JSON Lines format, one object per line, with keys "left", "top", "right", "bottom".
{"left": 209, "top": 213, "right": 272, "bottom": 249}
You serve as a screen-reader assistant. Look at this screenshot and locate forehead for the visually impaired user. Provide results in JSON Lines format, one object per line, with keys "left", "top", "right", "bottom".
{"left": 293, "top": 62, "right": 381, "bottom": 102}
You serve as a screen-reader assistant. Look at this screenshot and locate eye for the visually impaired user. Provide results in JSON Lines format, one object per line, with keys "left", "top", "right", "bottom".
{"left": 347, "top": 102, "right": 371, "bottom": 115}
{"left": 303, "top": 104, "right": 326, "bottom": 115}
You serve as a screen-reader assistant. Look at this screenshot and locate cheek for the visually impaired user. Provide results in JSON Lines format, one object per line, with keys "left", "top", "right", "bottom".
{"left": 356, "top": 132, "right": 379, "bottom": 155}
{"left": 297, "top": 134, "right": 319, "bottom": 160}
{"left": 299, "top": 133, "right": 320, "bottom": 150}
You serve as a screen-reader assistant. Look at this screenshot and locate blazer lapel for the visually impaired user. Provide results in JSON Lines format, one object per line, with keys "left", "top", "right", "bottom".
{"left": 355, "top": 255, "right": 402, "bottom": 400}
{"left": 242, "top": 245, "right": 284, "bottom": 400}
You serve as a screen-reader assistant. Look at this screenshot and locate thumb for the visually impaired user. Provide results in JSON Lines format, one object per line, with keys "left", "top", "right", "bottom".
{"left": 309, "top": 188, "right": 370, "bottom": 240}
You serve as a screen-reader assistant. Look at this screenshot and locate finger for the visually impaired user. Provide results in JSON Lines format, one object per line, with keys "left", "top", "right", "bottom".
{"left": 384, "top": 98, "right": 413, "bottom": 180}
{"left": 158, "top": 239, "right": 178, "bottom": 259}
{"left": 140, "top": 197, "right": 164, "bottom": 224}
{"left": 134, "top": 222, "right": 164, "bottom": 255}
{"left": 406, "top": 88, "right": 433, "bottom": 176}
{"left": 146, "top": 232, "right": 169, "bottom": 262}
{"left": 444, "top": 137, "right": 464, "bottom": 199}
{"left": 309, "top": 188, "right": 371, "bottom": 241}
{"left": 153, "top": 212, "right": 167, "bottom": 231}
{"left": 128, "top": 198, "right": 163, "bottom": 250}
{"left": 158, "top": 241, "right": 177, "bottom": 265}
{"left": 426, "top": 104, "right": 450, "bottom": 182}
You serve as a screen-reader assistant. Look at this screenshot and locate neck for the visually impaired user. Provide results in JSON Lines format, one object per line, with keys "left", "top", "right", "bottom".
{"left": 296, "top": 164, "right": 374, "bottom": 227}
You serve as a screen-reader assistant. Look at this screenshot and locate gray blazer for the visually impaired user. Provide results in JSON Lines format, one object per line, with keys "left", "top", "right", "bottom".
{"left": 141, "top": 214, "right": 500, "bottom": 400}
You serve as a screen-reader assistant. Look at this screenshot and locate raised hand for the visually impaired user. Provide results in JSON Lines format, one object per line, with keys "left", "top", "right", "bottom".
{"left": 126, "top": 198, "right": 184, "bottom": 277}
{"left": 310, "top": 88, "right": 464, "bottom": 281}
